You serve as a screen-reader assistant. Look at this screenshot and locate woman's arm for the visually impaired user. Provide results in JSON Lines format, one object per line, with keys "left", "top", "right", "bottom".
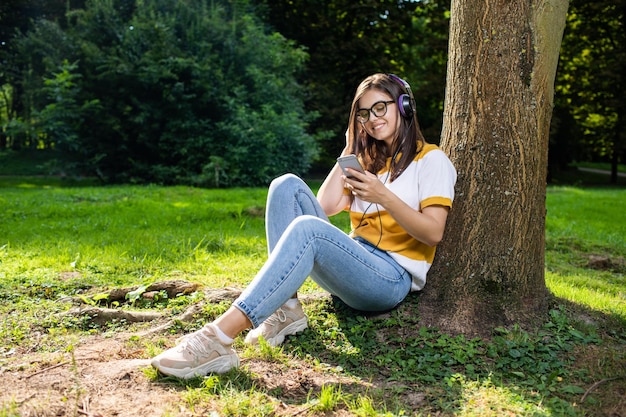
{"left": 343, "top": 170, "right": 449, "bottom": 247}
{"left": 379, "top": 194, "right": 449, "bottom": 247}
{"left": 317, "top": 148, "right": 352, "bottom": 217}
{"left": 318, "top": 130, "right": 355, "bottom": 217}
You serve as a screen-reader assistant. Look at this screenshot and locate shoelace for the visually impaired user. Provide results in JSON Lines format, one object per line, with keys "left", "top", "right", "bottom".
{"left": 264, "top": 308, "right": 287, "bottom": 327}
{"left": 180, "top": 329, "right": 214, "bottom": 357}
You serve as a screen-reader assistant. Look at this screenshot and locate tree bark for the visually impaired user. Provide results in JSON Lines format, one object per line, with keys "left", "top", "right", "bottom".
{"left": 420, "top": 0, "right": 569, "bottom": 335}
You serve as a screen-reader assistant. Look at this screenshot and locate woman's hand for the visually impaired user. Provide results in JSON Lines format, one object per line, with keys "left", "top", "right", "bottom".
{"left": 341, "top": 170, "right": 388, "bottom": 204}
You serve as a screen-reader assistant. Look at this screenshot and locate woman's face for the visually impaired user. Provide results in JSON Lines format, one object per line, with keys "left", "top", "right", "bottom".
{"left": 357, "top": 88, "right": 400, "bottom": 147}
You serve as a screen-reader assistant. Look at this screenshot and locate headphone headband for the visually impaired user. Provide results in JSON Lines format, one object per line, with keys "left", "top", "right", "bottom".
{"left": 388, "top": 73, "right": 416, "bottom": 119}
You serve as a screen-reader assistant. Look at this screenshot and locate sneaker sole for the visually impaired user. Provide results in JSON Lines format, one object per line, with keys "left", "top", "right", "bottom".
{"left": 265, "top": 317, "right": 308, "bottom": 347}
{"left": 152, "top": 354, "right": 239, "bottom": 379}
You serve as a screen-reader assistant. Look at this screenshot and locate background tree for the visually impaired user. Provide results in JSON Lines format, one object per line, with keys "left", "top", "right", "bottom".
{"left": 34, "top": 60, "right": 100, "bottom": 161}
{"left": 553, "top": 0, "right": 625, "bottom": 183}
{"left": 422, "top": 0, "right": 570, "bottom": 334}
{"left": 0, "top": 0, "right": 79, "bottom": 149}
{"left": 258, "top": 0, "right": 451, "bottom": 168}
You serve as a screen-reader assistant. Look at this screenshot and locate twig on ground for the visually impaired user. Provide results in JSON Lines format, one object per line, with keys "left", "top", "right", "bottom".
{"left": 581, "top": 376, "right": 624, "bottom": 403}
{"left": 291, "top": 404, "right": 313, "bottom": 416}
{"left": 24, "top": 361, "right": 69, "bottom": 379}
{"left": 17, "top": 393, "right": 36, "bottom": 405}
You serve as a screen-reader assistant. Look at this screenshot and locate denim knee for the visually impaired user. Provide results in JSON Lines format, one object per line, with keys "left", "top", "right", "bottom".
{"left": 269, "top": 173, "right": 303, "bottom": 194}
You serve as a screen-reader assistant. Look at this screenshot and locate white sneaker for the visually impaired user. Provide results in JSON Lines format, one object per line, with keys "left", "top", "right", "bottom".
{"left": 151, "top": 324, "right": 239, "bottom": 379}
{"left": 244, "top": 301, "right": 308, "bottom": 347}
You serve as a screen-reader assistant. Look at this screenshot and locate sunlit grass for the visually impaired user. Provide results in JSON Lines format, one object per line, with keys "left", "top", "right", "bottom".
{"left": 310, "top": 383, "right": 344, "bottom": 412}
{"left": 545, "top": 186, "right": 626, "bottom": 322}
{"left": 0, "top": 183, "right": 267, "bottom": 287}
{"left": 0, "top": 179, "right": 341, "bottom": 295}
{"left": 545, "top": 186, "right": 626, "bottom": 255}
{"left": 451, "top": 375, "right": 550, "bottom": 417}
{"left": 546, "top": 271, "right": 625, "bottom": 320}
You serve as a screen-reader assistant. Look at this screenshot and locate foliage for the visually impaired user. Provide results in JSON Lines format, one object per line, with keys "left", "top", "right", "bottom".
{"left": 2, "top": 0, "right": 624, "bottom": 181}
{"left": 0, "top": 0, "right": 626, "bottom": 186}
{"left": 5, "top": 0, "right": 316, "bottom": 186}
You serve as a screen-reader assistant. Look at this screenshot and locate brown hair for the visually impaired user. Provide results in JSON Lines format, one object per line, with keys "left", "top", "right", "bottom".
{"left": 347, "top": 73, "right": 425, "bottom": 182}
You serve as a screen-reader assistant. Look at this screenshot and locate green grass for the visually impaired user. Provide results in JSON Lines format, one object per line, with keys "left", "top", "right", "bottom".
{"left": 0, "top": 171, "right": 625, "bottom": 416}
{"left": 0, "top": 182, "right": 268, "bottom": 287}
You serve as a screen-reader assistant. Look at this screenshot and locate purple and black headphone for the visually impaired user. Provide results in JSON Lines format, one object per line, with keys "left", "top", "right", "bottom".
{"left": 388, "top": 74, "right": 416, "bottom": 119}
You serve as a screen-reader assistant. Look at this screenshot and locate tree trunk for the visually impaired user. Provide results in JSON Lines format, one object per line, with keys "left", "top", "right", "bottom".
{"left": 611, "top": 147, "right": 618, "bottom": 185}
{"left": 419, "top": 0, "right": 569, "bottom": 336}
{"left": 611, "top": 117, "right": 622, "bottom": 184}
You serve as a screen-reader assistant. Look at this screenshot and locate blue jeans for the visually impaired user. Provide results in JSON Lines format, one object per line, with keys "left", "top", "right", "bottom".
{"left": 234, "top": 174, "right": 412, "bottom": 328}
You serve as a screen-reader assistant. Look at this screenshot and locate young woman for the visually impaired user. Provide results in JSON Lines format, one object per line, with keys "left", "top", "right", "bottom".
{"left": 151, "top": 73, "right": 457, "bottom": 379}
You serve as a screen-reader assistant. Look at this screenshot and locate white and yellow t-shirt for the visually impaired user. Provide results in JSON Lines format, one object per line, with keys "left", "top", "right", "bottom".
{"left": 349, "top": 144, "right": 457, "bottom": 291}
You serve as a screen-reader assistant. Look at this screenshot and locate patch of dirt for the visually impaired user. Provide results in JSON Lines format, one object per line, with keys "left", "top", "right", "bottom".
{"left": 0, "top": 336, "right": 180, "bottom": 416}
{"left": 587, "top": 255, "right": 626, "bottom": 273}
{"left": 0, "top": 287, "right": 376, "bottom": 416}
{"left": 0, "top": 332, "right": 373, "bottom": 417}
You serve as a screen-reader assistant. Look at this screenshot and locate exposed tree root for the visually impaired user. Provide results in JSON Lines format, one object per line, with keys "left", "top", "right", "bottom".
{"left": 100, "top": 279, "right": 201, "bottom": 303}
{"left": 61, "top": 280, "right": 335, "bottom": 337}
{"left": 137, "top": 287, "right": 243, "bottom": 337}
{"left": 61, "top": 284, "right": 244, "bottom": 330}
{"left": 63, "top": 306, "right": 163, "bottom": 326}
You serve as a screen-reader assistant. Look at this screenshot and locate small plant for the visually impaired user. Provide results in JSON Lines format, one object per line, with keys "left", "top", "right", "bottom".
{"left": 310, "top": 383, "right": 344, "bottom": 413}
{"left": 448, "top": 374, "right": 552, "bottom": 417}
{"left": 0, "top": 401, "right": 19, "bottom": 417}
{"left": 177, "top": 371, "right": 276, "bottom": 416}
{"left": 215, "top": 389, "right": 276, "bottom": 417}
{"left": 348, "top": 394, "right": 394, "bottom": 417}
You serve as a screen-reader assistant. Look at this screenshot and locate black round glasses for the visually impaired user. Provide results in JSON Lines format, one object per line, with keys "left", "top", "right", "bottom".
{"left": 356, "top": 100, "right": 395, "bottom": 122}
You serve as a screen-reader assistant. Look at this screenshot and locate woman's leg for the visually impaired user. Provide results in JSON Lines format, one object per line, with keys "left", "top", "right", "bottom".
{"left": 265, "top": 173, "right": 329, "bottom": 254}
{"left": 208, "top": 174, "right": 329, "bottom": 340}
{"left": 234, "top": 215, "right": 412, "bottom": 328}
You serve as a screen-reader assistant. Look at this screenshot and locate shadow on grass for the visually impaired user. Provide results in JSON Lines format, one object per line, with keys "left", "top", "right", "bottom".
{"left": 149, "top": 290, "right": 624, "bottom": 415}
{"left": 0, "top": 175, "right": 100, "bottom": 188}
{"left": 285, "top": 292, "right": 625, "bottom": 416}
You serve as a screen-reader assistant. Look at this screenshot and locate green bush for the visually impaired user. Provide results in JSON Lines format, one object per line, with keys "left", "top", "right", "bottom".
{"left": 12, "top": 0, "right": 317, "bottom": 186}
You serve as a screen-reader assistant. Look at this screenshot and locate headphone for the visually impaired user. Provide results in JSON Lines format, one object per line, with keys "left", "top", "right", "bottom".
{"left": 388, "top": 73, "right": 416, "bottom": 119}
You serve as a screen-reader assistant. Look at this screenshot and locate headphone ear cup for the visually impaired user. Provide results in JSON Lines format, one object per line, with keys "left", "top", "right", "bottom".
{"left": 398, "top": 94, "right": 413, "bottom": 118}
{"left": 388, "top": 74, "right": 415, "bottom": 119}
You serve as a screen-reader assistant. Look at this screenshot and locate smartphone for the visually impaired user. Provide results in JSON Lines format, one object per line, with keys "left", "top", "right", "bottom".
{"left": 337, "top": 154, "right": 365, "bottom": 178}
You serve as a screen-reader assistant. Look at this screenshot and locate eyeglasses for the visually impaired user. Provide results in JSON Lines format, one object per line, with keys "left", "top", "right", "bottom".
{"left": 356, "top": 100, "right": 395, "bottom": 122}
